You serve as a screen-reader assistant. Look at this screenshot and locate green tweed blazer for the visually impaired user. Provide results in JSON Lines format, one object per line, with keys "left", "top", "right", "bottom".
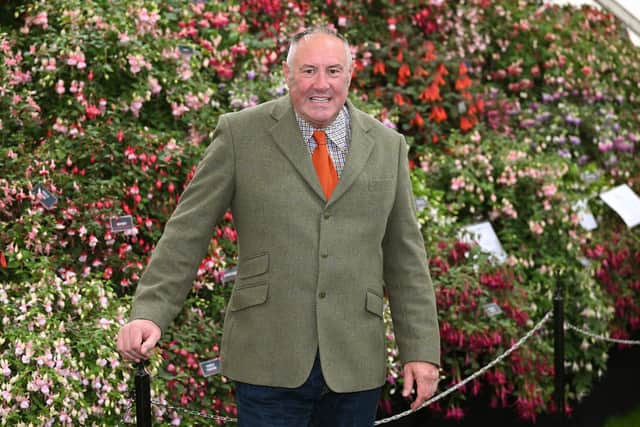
{"left": 130, "top": 95, "right": 440, "bottom": 392}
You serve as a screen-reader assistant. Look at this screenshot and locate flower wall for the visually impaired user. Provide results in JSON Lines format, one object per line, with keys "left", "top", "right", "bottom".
{"left": 1, "top": 0, "right": 639, "bottom": 425}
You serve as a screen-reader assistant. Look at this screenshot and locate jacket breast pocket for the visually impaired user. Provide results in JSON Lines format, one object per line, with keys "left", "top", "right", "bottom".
{"left": 368, "top": 178, "right": 395, "bottom": 192}
{"left": 365, "top": 289, "right": 384, "bottom": 318}
{"left": 230, "top": 282, "right": 269, "bottom": 312}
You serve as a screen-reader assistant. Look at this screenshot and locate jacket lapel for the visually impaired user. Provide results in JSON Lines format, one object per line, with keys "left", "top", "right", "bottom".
{"left": 268, "top": 97, "right": 326, "bottom": 200}
{"left": 327, "top": 101, "right": 375, "bottom": 207}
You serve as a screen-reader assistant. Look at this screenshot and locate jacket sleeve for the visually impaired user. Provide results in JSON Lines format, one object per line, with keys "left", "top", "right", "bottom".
{"left": 382, "top": 138, "right": 441, "bottom": 367}
{"left": 130, "top": 115, "right": 235, "bottom": 333}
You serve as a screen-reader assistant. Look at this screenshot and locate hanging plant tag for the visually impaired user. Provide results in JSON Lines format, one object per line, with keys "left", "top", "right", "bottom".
{"left": 32, "top": 184, "right": 58, "bottom": 210}
{"left": 483, "top": 302, "right": 502, "bottom": 317}
{"left": 222, "top": 266, "right": 237, "bottom": 284}
{"left": 110, "top": 215, "right": 134, "bottom": 233}
{"left": 199, "top": 358, "right": 220, "bottom": 377}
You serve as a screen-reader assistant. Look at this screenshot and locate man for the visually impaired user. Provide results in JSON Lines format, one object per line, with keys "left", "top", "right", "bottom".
{"left": 117, "top": 27, "right": 440, "bottom": 426}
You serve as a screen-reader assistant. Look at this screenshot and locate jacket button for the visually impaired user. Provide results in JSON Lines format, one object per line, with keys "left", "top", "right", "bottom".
{"left": 323, "top": 213, "right": 331, "bottom": 219}
{"left": 321, "top": 252, "right": 328, "bottom": 258}
{"left": 318, "top": 292, "right": 326, "bottom": 299}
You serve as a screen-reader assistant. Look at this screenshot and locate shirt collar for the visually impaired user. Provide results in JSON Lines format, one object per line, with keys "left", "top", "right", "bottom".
{"left": 295, "top": 105, "right": 351, "bottom": 152}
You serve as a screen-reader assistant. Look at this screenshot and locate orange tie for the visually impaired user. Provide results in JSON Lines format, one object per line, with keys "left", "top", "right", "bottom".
{"left": 312, "top": 130, "right": 339, "bottom": 199}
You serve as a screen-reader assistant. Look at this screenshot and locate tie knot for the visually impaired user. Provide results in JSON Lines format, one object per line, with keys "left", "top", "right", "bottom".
{"left": 313, "top": 130, "right": 327, "bottom": 146}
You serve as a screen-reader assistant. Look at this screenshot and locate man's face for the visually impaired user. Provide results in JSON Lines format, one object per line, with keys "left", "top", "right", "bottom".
{"left": 283, "top": 33, "right": 352, "bottom": 128}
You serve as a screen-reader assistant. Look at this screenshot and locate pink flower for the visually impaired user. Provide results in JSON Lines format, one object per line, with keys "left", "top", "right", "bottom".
{"left": 148, "top": 76, "right": 162, "bottom": 94}
{"left": 541, "top": 183, "right": 557, "bottom": 198}
{"left": 43, "top": 57, "right": 56, "bottom": 71}
{"left": 19, "top": 397, "right": 30, "bottom": 409}
{"left": 130, "top": 97, "right": 144, "bottom": 117}
{"left": 598, "top": 140, "right": 613, "bottom": 152}
{"left": 85, "top": 104, "right": 100, "bottom": 119}
{"left": 136, "top": 8, "right": 159, "bottom": 33}
{"left": 66, "top": 49, "right": 86, "bottom": 69}
{"left": 387, "top": 17, "right": 396, "bottom": 32}
{"left": 211, "top": 12, "right": 229, "bottom": 28}
{"left": 32, "top": 12, "right": 48, "bottom": 28}
{"left": 529, "top": 220, "right": 544, "bottom": 235}
{"left": 0, "top": 359, "right": 11, "bottom": 376}
{"left": 450, "top": 176, "right": 466, "bottom": 191}
{"left": 171, "top": 102, "right": 189, "bottom": 117}
{"left": 231, "top": 43, "right": 248, "bottom": 56}
{"left": 127, "top": 54, "right": 151, "bottom": 74}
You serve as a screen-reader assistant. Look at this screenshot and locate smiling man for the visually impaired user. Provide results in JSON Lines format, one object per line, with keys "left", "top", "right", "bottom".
{"left": 117, "top": 26, "right": 440, "bottom": 426}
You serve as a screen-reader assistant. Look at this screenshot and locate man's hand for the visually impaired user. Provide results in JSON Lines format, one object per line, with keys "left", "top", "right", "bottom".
{"left": 116, "top": 319, "right": 161, "bottom": 362}
{"left": 402, "top": 361, "right": 439, "bottom": 411}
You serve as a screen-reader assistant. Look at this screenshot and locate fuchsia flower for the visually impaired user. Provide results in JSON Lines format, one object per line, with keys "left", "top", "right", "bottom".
{"left": 127, "top": 54, "right": 151, "bottom": 74}
{"left": 541, "top": 183, "right": 557, "bottom": 198}
{"left": 66, "top": 49, "right": 86, "bottom": 69}
{"left": 84, "top": 104, "right": 100, "bottom": 120}
{"left": 211, "top": 12, "right": 230, "bottom": 28}
{"left": 55, "top": 80, "right": 65, "bottom": 95}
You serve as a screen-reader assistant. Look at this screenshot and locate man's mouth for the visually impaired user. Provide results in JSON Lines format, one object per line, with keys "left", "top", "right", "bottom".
{"left": 309, "top": 96, "right": 330, "bottom": 103}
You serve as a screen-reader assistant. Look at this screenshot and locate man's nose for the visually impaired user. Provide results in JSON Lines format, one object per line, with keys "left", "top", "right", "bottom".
{"left": 312, "top": 71, "right": 330, "bottom": 90}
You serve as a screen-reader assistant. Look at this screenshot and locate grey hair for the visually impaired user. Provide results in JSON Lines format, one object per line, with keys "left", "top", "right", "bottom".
{"left": 286, "top": 26, "right": 352, "bottom": 69}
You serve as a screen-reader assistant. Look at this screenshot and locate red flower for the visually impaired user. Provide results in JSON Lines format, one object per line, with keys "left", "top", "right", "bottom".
{"left": 397, "top": 63, "right": 411, "bottom": 86}
{"left": 414, "top": 66, "right": 430, "bottom": 78}
{"left": 460, "top": 115, "right": 475, "bottom": 131}
{"left": 413, "top": 112, "right": 425, "bottom": 128}
{"left": 429, "top": 105, "right": 447, "bottom": 122}
{"left": 420, "top": 82, "right": 441, "bottom": 102}
{"left": 393, "top": 92, "right": 405, "bottom": 106}
{"left": 455, "top": 75, "right": 472, "bottom": 91}
{"left": 423, "top": 41, "right": 436, "bottom": 62}
{"left": 436, "top": 63, "right": 448, "bottom": 76}
{"left": 0, "top": 251, "right": 6, "bottom": 269}
{"left": 373, "top": 61, "right": 386, "bottom": 75}
{"left": 231, "top": 43, "right": 248, "bottom": 56}
{"left": 85, "top": 104, "right": 101, "bottom": 120}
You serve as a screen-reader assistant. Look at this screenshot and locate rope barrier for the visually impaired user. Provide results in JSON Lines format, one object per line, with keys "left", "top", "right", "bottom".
{"left": 374, "top": 310, "right": 553, "bottom": 425}
{"left": 566, "top": 322, "right": 640, "bottom": 345}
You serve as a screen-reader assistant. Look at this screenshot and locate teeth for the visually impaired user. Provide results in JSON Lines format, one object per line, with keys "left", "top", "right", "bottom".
{"left": 310, "top": 97, "right": 329, "bottom": 102}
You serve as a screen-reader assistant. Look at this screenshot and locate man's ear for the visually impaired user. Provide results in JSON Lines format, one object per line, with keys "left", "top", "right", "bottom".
{"left": 283, "top": 61, "right": 290, "bottom": 81}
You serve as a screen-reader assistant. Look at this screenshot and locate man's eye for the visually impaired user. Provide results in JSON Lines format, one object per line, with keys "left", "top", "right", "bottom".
{"left": 302, "top": 68, "right": 315, "bottom": 75}
{"left": 329, "top": 68, "right": 343, "bottom": 76}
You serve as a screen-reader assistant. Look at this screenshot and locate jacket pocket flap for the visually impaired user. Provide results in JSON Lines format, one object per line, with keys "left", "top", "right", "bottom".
{"left": 230, "top": 282, "right": 268, "bottom": 312}
{"left": 365, "top": 290, "right": 383, "bottom": 318}
{"left": 237, "top": 253, "right": 269, "bottom": 279}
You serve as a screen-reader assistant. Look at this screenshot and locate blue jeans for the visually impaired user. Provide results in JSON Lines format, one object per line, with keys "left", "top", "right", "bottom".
{"left": 234, "top": 353, "right": 382, "bottom": 427}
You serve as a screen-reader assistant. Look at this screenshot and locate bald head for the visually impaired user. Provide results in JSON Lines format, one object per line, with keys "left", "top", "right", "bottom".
{"left": 286, "top": 27, "right": 352, "bottom": 70}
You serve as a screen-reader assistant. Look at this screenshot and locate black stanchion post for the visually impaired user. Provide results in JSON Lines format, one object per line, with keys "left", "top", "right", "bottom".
{"left": 135, "top": 361, "right": 152, "bottom": 427}
{"left": 553, "top": 277, "right": 565, "bottom": 426}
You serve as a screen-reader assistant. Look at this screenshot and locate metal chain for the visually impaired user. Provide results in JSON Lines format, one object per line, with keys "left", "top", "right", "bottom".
{"left": 566, "top": 322, "right": 640, "bottom": 345}
{"left": 374, "top": 310, "right": 553, "bottom": 425}
{"left": 150, "top": 398, "right": 238, "bottom": 424}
